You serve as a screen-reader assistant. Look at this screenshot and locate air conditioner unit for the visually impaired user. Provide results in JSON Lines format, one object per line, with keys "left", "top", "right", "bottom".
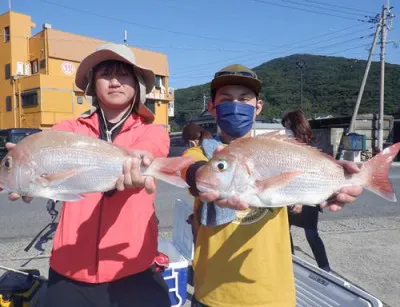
{"left": 25, "top": 63, "right": 31, "bottom": 76}
{"left": 16, "top": 62, "right": 24, "bottom": 76}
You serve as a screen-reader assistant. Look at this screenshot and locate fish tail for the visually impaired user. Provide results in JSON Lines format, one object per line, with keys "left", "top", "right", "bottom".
{"left": 144, "top": 156, "right": 194, "bottom": 188}
{"left": 361, "top": 142, "right": 400, "bottom": 202}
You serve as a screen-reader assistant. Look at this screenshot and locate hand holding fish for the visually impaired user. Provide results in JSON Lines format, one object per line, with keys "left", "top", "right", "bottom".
{"left": 116, "top": 154, "right": 156, "bottom": 194}
{"left": 199, "top": 190, "right": 249, "bottom": 211}
{"left": 320, "top": 160, "right": 363, "bottom": 212}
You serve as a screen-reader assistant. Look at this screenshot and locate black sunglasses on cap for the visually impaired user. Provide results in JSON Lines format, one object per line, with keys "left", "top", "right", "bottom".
{"left": 214, "top": 71, "right": 257, "bottom": 78}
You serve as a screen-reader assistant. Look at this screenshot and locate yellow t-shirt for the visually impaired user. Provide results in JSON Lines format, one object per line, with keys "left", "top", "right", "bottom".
{"left": 182, "top": 146, "right": 296, "bottom": 307}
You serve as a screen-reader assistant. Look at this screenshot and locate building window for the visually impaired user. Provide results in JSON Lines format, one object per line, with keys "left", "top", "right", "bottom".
{"left": 155, "top": 75, "right": 164, "bottom": 89}
{"left": 4, "top": 27, "right": 10, "bottom": 43}
{"left": 31, "top": 60, "right": 39, "bottom": 74}
{"left": 145, "top": 99, "right": 155, "bottom": 114}
{"left": 6, "top": 96, "right": 12, "bottom": 112}
{"left": 40, "top": 59, "right": 46, "bottom": 69}
{"left": 77, "top": 96, "right": 83, "bottom": 104}
{"left": 4, "top": 63, "right": 10, "bottom": 79}
{"left": 22, "top": 91, "right": 38, "bottom": 107}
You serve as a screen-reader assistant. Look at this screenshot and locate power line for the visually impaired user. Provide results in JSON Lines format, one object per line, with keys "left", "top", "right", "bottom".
{"left": 173, "top": 30, "right": 374, "bottom": 78}
{"left": 247, "top": 0, "right": 370, "bottom": 21}
{"left": 38, "top": 0, "right": 270, "bottom": 47}
{"left": 272, "top": 0, "right": 371, "bottom": 17}
{"left": 8, "top": 31, "right": 374, "bottom": 55}
{"left": 307, "top": 33, "right": 374, "bottom": 51}
{"left": 303, "top": 0, "right": 376, "bottom": 15}
{"left": 172, "top": 39, "right": 373, "bottom": 81}
{"left": 0, "top": 33, "right": 280, "bottom": 53}
{"left": 326, "top": 43, "right": 371, "bottom": 56}
{"left": 172, "top": 23, "right": 370, "bottom": 75}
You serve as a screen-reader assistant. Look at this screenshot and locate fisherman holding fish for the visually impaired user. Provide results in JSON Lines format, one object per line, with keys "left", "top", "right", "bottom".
{"left": 2, "top": 43, "right": 172, "bottom": 307}
{"left": 179, "top": 64, "right": 400, "bottom": 307}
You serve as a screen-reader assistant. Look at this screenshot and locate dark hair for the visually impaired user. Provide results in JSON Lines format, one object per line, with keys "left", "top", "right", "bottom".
{"left": 91, "top": 60, "right": 140, "bottom": 112}
{"left": 182, "top": 122, "right": 213, "bottom": 145}
{"left": 281, "top": 109, "right": 315, "bottom": 144}
{"left": 93, "top": 60, "right": 134, "bottom": 78}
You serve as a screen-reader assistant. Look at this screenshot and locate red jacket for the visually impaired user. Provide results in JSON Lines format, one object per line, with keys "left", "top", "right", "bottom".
{"left": 49, "top": 112, "right": 169, "bottom": 283}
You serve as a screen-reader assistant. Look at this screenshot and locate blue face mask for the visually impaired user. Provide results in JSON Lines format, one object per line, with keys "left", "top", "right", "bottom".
{"left": 215, "top": 102, "right": 255, "bottom": 138}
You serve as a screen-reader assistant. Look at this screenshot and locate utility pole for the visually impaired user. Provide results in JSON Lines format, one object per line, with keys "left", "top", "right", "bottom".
{"left": 203, "top": 94, "right": 207, "bottom": 112}
{"left": 349, "top": 20, "right": 381, "bottom": 133}
{"left": 378, "top": 3, "right": 389, "bottom": 152}
{"left": 296, "top": 61, "right": 305, "bottom": 109}
{"left": 8, "top": 0, "right": 11, "bottom": 10}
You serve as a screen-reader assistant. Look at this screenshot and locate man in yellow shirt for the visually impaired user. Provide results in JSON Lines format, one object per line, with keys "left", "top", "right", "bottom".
{"left": 182, "top": 64, "right": 363, "bottom": 307}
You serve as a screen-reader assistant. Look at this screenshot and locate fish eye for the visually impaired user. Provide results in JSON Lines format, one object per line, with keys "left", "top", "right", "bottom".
{"left": 214, "top": 160, "right": 229, "bottom": 172}
{"left": 2, "top": 157, "right": 12, "bottom": 169}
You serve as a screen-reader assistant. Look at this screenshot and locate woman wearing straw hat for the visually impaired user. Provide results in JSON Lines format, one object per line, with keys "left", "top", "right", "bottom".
{"left": 6, "top": 43, "right": 171, "bottom": 307}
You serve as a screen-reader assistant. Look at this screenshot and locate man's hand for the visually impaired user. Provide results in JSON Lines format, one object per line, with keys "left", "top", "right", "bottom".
{"left": 320, "top": 160, "right": 363, "bottom": 212}
{"left": 116, "top": 151, "right": 156, "bottom": 194}
{"left": 2, "top": 142, "right": 33, "bottom": 203}
{"left": 198, "top": 191, "right": 249, "bottom": 211}
{"left": 5, "top": 142, "right": 16, "bottom": 151}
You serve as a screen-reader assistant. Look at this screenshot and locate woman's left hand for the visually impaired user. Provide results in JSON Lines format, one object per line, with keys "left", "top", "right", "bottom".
{"left": 320, "top": 160, "right": 364, "bottom": 212}
{"left": 116, "top": 151, "right": 156, "bottom": 194}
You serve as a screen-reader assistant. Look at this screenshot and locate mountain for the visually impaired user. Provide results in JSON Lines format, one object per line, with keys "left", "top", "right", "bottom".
{"left": 172, "top": 54, "right": 400, "bottom": 130}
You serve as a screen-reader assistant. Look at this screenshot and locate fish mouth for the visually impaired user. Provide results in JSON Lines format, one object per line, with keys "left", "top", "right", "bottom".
{"left": 196, "top": 180, "right": 218, "bottom": 192}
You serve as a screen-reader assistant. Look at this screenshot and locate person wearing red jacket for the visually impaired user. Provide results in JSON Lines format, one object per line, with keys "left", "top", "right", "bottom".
{"left": 5, "top": 43, "right": 171, "bottom": 307}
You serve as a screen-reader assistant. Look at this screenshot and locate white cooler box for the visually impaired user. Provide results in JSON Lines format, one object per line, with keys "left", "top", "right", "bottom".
{"left": 158, "top": 199, "right": 194, "bottom": 307}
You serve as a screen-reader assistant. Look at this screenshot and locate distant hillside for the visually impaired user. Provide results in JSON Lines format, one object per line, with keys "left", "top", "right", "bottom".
{"left": 172, "top": 54, "right": 400, "bottom": 130}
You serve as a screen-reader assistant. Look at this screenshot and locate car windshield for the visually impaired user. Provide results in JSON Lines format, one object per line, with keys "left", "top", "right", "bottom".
{"left": 13, "top": 133, "right": 30, "bottom": 144}
{"left": 0, "top": 136, "right": 6, "bottom": 150}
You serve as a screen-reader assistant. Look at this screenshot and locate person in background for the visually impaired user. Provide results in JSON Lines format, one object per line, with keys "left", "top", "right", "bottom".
{"left": 282, "top": 109, "right": 331, "bottom": 272}
{"left": 182, "top": 122, "right": 213, "bottom": 149}
{"left": 3, "top": 43, "right": 171, "bottom": 307}
{"left": 181, "top": 122, "right": 213, "bottom": 242}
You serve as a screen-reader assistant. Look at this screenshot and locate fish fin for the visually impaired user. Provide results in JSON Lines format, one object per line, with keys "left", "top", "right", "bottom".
{"left": 257, "top": 130, "right": 310, "bottom": 145}
{"left": 255, "top": 170, "right": 303, "bottom": 191}
{"left": 153, "top": 172, "right": 189, "bottom": 188}
{"left": 360, "top": 142, "right": 400, "bottom": 202}
{"left": 257, "top": 131, "right": 312, "bottom": 147}
{"left": 41, "top": 192, "right": 84, "bottom": 202}
{"left": 143, "top": 157, "right": 194, "bottom": 188}
{"left": 37, "top": 167, "right": 96, "bottom": 187}
{"left": 257, "top": 131, "right": 294, "bottom": 140}
{"left": 257, "top": 132, "right": 341, "bottom": 163}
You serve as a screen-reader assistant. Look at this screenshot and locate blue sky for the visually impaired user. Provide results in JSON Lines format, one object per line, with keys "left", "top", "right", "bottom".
{"left": 2, "top": 0, "right": 399, "bottom": 89}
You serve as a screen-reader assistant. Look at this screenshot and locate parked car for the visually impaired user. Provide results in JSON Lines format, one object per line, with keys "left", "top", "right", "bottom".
{"left": 0, "top": 128, "right": 42, "bottom": 161}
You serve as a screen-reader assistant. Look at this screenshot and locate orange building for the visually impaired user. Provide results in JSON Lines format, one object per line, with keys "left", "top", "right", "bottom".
{"left": 0, "top": 10, "right": 174, "bottom": 130}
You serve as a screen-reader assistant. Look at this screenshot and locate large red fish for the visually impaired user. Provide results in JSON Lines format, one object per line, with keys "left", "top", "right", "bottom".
{"left": 0, "top": 130, "right": 193, "bottom": 201}
{"left": 196, "top": 132, "right": 400, "bottom": 207}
